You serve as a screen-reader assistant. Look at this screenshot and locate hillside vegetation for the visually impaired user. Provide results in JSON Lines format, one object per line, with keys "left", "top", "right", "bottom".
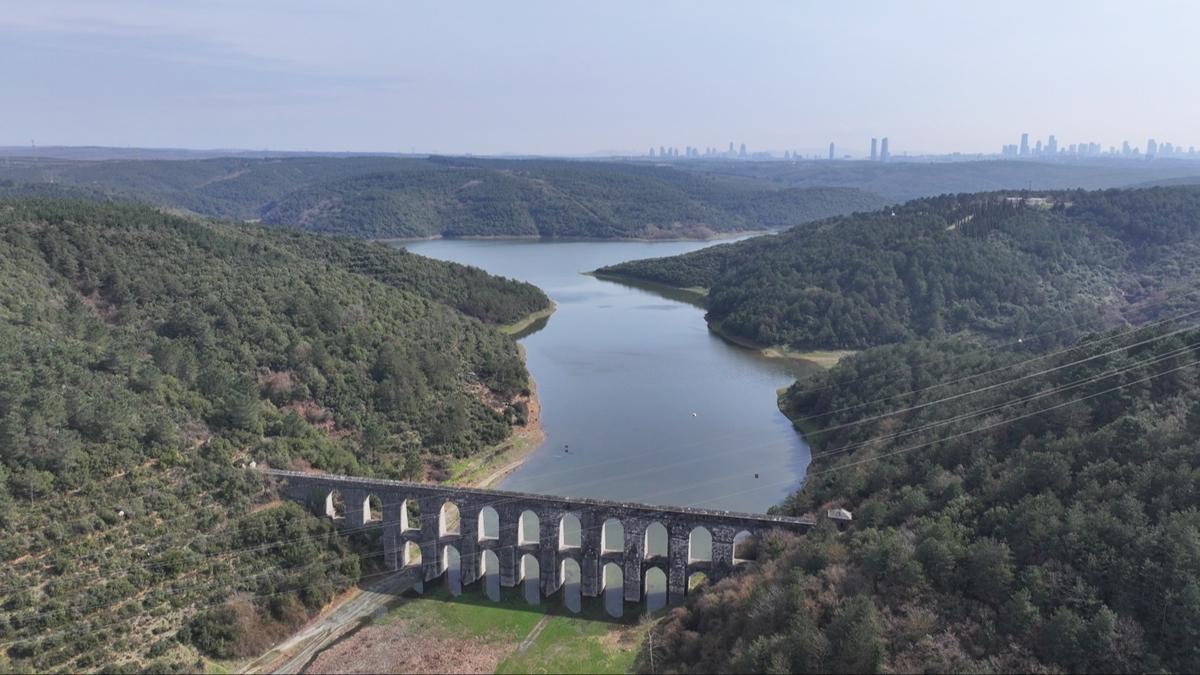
{"left": 0, "top": 199, "right": 547, "bottom": 672}
{"left": 684, "top": 158, "right": 1200, "bottom": 201}
{"left": 601, "top": 186, "right": 1200, "bottom": 351}
{"left": 0, "top": 157, "right": 886, "bottom": 239}
{"left": 644, "top": 326, "right": 1200, "bottom": 672}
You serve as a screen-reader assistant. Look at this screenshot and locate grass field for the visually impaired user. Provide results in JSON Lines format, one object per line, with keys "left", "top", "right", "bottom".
{"left": 361, "top": 585, "right": 651, "bottom": 674}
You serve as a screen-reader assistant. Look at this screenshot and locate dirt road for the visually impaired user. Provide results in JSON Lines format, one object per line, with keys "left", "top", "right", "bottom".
{"left": 240, "top": 571, "right": 416, "bottom": 674}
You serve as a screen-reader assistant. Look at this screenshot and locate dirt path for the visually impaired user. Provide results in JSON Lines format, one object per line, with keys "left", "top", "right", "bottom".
{"left": 515, "top": 614, "right": 552, "bottom": 653}
{"left": 240, "top": 572, "right": 415, "bottom": 674}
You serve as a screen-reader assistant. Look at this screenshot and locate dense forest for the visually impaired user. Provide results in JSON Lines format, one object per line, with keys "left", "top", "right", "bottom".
{"left": 601, "top": 186, "right": 1200, "bottom": 351}
{"left": 682, "top": 158, "right": 1200, "bottom": 201}
{"left": 643, "top": 325, "right": 1200, "bottom": 672}
{"left": 0, "top": 156, "right": 886, "bottom": 240}
{"left": 0, "top": 199, "right": 547, "bottom": 672}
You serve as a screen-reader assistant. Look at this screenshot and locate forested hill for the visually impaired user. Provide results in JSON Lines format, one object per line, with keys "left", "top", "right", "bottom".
{"left": 0, "top": 199, "right": 546, "bottom": 672}
{"left": 644, "top": 327, "right": 1200, "bottom": 672}
{"left": 600, "top": 186, "right": 1200, "bottom": 351}
{"left": 683, "top": 158, "right": 1200, "bottom": 202}
{"left": 0, "top": 157, "right": 886, "bottom": 239}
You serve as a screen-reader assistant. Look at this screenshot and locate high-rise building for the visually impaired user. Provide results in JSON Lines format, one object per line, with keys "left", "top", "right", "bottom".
{"left": 1122, "top": 141, "right": 1131, "bottom": 156}
{"left": 1047, "top": 135, "right": 1058, "bottom": 155}
{"left": 739, "top": 143, "right": 747, "bottom": 158}
{"left": 1147, "top": 139, "right": 1158, "bottom": 158}
{"left": 649, "top": 147, "right": 656, "bottom": 158}
{"left": 1035, "top": 140, "right": 1043, "bottom": 155}
{"left": 870, "top": 138, "right": 878, "bottom": 161}
{"left": 829, "top": 142, "right": 835, "bottom": 160}
{"left": 880, "top": 137, "right": 890, "bottom": 161}
{"left": 1020, "top": 133, "right": 1030, "bottom": 156}
{"left": 659, "top": 145, "right": 666, "bottom": 158}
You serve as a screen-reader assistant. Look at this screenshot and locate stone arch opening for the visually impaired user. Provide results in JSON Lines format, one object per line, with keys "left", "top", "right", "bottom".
{"left": 519, "top": 553, "right": 541, "bottom": 605}
{"left": 480, "top": 549, "right": 500, "bottom": 576}
{"left": 688, "top": 526, "right": 712, "bottom": 563}
{"left": 733, "top": 530, "right": 757, "bottom": 564}
{"left": 518, "top": 510, "right": 540, "bottom": 546}
{"left": 478, "top": 505, "right": 499, "bottom": 541}
{"left": 439, "top": 501, "right": 461, "bottom": 537}
{"left": 324, "top": 490, "right": 344, "bottom": 520}
{"left": 601, "top": 519, "right": 624, "bottom": 554}
{"left": 644, "top": 521, "right": 668, "bottom": 559}
{"left": 644, "top": 566, "right": 667, "bottom": 612}
{"left": 560, "top": 558, "right": 582, "bottom": 614}
{"left": 480, "top": 549, "right": 501, "bottom": 602}
{"left": 401, "top": 499, "right": 420, "bottom": 532}
{"left": 559, "top": 513, "right": 581, "bottom": 550}
{"left": 518, "top": 553, "right": 540, "bottom": 583}
{"left": 602, "top": 561, "right": 624, "bottom": 618}
{"left": 363, "top": 494, "right": 383, "bottom": 523}
{"left": 442, "top": 545, "right": 462, "bottom": 595}
{"left": 688, "top": 571, "right": 710, "bottom": 594}
{"left": 403, "top": 540, "right": 422, "bottom": 567}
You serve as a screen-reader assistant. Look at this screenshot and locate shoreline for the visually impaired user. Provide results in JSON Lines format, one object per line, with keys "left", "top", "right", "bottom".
{"left": 450, "top": 342, "right": 546, "bottom": 489}
{"left": 707, "top": 323, "right": 855, "bottom": 369}
{"left": 375, "top": 228, "right": 770, "bottom": 245}
{"left": 498, "top": 300, "right": 556, "bottom": 336}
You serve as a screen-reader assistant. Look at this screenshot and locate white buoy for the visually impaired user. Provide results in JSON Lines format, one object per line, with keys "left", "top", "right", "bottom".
{"left": 691, "top": 412, "right": 698, "bottom": 417}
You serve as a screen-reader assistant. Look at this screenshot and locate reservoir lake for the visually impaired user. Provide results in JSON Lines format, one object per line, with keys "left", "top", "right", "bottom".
{"left": 401, "top": 238, "right": 813, "bottom": 515}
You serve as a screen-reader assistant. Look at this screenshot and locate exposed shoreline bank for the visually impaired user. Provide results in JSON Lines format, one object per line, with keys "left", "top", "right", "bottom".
{"left": 375, "top": 228, "right": 769, "bottom": 245}
{"left": 450, "top": 342, "right": 546, "bottom": 489}
{"left": 498, "top": 300, "right": 556, "bottom": 336}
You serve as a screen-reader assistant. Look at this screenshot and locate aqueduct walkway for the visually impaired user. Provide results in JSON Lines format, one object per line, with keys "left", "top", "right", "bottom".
{"left": 264, "top": 469, "right": 813, "bottom": 604}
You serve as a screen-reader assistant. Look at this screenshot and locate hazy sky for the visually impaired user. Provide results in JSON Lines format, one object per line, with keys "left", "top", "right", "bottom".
{"left": 3, "top": 0, "right": 1198, "bottom": 156}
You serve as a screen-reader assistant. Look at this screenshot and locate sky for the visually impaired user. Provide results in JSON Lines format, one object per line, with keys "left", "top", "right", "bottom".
{"left": 2, "top": 0, "right": 1199, "bottom": 156}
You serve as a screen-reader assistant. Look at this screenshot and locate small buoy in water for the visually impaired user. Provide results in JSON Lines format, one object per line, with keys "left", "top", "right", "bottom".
{"left": 691, "top": 412, "right": 698, "bottom": 417}
{"left": 754, "top": 473, "right": 759, "bottom": 479}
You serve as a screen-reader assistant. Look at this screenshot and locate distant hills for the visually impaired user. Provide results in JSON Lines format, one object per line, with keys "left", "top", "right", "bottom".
{"left": 5, "top": 154, "right": 1198, "bottom": 240}
{"left": 680, "top": 158, "right": 1200, "bottom": 201}
{"left": 0, "top": 156, "right": 887, "bottom": 239}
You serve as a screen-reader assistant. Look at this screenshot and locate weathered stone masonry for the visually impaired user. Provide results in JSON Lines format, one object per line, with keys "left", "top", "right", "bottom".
{"left": 264, "top": 468, "right": 813, "bottom": 604}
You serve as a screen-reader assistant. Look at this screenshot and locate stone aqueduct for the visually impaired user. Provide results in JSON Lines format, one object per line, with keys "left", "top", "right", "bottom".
{"left": 265, "top": 469, "right": 813, "bottom": 604}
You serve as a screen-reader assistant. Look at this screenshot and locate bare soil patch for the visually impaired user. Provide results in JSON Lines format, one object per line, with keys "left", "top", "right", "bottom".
{"left": 302, "top": 618, "right": 514, "bottom": 674}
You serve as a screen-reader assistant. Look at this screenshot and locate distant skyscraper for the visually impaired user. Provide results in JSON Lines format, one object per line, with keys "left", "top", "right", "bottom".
{"left": 1020, "top": 133, "right": 1030, "bottom": 156}
{"left": 829, "top": 142, "right": 835, "bottom": 160}
{"left": 1047, "top": 135, "right": 1058, "bottom": 155}
{"left": 649, "top": 147, "right": 656, "bottom": 158}
{"left": 1147, "top": 139, "right": 1158, "bottom": 158}
{"left": 728, "top": 142, "right": 735, "bottom": 155}
{"left": 659, "top": 145, "right": 666, "bottom": 158}
{"left": 870, "top": 138, "right": 878, "bottom": 161}
{"left": 1122, "top": 141, "right": 1131, "bottom": 156}
{"left": 880, "top": 137, "right": 890, "bottom": 161}
{"left": 1035, "top": 140, "right": 1043, "bottom": 155}
{"left": 739, "top": 143, "right": 747, "bottom": 158}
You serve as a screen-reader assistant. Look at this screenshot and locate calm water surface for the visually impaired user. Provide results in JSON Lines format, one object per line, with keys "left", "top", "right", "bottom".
{"left": 402, "top": 238, "right": 812, "bottom": 514}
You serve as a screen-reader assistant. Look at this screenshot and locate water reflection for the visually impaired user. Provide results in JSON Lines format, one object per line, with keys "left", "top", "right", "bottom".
{"left": 644, "top": 567, "right": 667, "bottom": 613}
{"left": 520, "top": 554, "right": 540, "bottom": 605}
{"left": 443, "top": 546, "right": 461, "bottom": 596}
{"left": 603, "top": 562, "right": 624, "bottom": 618}
{"left": 481, "top": 550, "right": 500, "bottom": 602}
{"left": 561, "top": 559, "right": 581, "bottom": 613}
